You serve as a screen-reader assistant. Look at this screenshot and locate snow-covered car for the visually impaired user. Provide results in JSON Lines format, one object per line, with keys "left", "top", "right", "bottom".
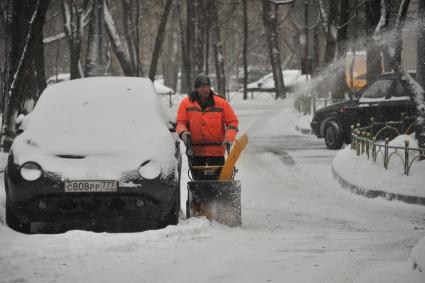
{"left": 5, "top": 77, "right": 182, "bottom": 233}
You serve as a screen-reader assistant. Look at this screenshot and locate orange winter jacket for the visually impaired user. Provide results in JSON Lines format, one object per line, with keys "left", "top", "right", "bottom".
{"left": 176, "top": 91, "right": 239, "bottom": 156}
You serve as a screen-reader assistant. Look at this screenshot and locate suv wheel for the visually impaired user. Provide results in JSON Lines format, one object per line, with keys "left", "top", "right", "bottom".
{"left": 325, "top": 121, "right": 343, "bottom": 149}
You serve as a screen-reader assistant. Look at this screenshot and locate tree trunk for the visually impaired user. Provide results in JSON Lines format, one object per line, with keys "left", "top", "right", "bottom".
{"left": 313, "top": 26, "right": 321, "bottom": 76}
{"left": 122, "top": 0, "right": 140, "bottom": 77}
{"left": 331, "top": 0, "right": 349, "bottom": 100}
{"left": 176, "top": 0, "right": 191, "bottom": 94}
{"left": 194, "top": 0, "right": 207, "bottom": 75}
{"left": 85, "top": 0, "right": 108, "bottom": 77}
{"left": 135, "top": 0, "right": 140, "bottom": 76}
{"left": 376, "top": 0, "right": 425, "bottom": 152}
{"left": 391, "top": 0, "right": 410, "bottom": 68}
{"left": 242, "top": 0, "right": 248, "bottom": 100}
{"left": 417, "top": 0, "right": 425, "bottom": 151}
{"left": 324, "top": 0, "right": 337, "bottom": 65}
{"left": 210, "top": 0, "right": 226, "bottom": 98}
{"left": 365, "top": 0, "right": 381, "bottom": 84}
{"left": 373, "top": 0, "right": 390, "bottom": 38}
{"left": 149, "top": 0, "right": 173, "bottom": 81}
{"left": 336, "top": 0, "right": 348, "bottom": 57}
{"left": 417, "top": 0, "right": 425, "bottom": 89}
{"left": 186, "top": 0, "right": 195, "bottom": 89}
{"left": 391, "top": 0, "right": 425, "bottom": 154}
{"left": 373, "top": 0, "right": 391, "bottom": 72}
{"left": 61, "top": 0, "right": 83, "bottom": 80}
{"left": 205, "top": 2, "right": 211, "bottom": 75}
{"left": 161, "top": 4, "right": 180, "bottom": 92}
{"left": 1, "top": 0, "right": 50, "bottom": 152}
{"left": 0, "top": 1, "right": 8, "bottom": 111}
{"left": 104, "top": 3, "right": 136, "bottom": 76}
{"left": 262, "top": 0, "right": 285, "bottom": 99}
{"left": 32, "top": 2, "right": 48, "bottom": 99}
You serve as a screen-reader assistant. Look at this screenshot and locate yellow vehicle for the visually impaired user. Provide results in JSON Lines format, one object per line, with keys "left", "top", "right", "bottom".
{"left": 345, "top": 51, "right": 367, "bottom": 90}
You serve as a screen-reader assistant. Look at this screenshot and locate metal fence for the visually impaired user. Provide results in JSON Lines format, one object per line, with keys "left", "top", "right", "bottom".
{"left": 351, "top": 117, "right": 424, "bottom": 176}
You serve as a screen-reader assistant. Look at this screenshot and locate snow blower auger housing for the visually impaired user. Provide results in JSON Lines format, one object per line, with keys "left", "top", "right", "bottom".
{"left": 186, "top": 134, "right": 248, "bottom": 227}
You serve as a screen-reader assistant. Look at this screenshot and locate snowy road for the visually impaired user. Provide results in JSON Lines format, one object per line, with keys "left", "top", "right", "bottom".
{"left": 1, "top": 94, "right": 424, "bottom": 283}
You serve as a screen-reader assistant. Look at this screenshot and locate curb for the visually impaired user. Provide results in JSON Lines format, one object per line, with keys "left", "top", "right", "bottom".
{"left": 331, "top": 164, "right": 425, "bottom": 206}
{"left": 295, "top": 125, "right": 312, "bottom": 135}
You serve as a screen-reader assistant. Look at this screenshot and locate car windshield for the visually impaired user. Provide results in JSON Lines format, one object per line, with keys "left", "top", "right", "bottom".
{"left": 361, "top": 79, "right": 393, "bottom": 99}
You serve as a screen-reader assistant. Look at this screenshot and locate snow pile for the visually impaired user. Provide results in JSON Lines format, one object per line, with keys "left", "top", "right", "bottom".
{"left": 388, "top": 134, "right": 418, "bottom": 147}
{"left": 228, "top": 91, "right": 278, "bottom": 106}
{"left": 294, "top": 113, "right": 312, "bottom": 134}
{"left": 333, "top": 139, "right": 425, "bottom": 198}
{"left": 247, "top": 69, "right": 307, "bottom": 89}
{"left": 385, "top": 134, "right": 421, "bottom": 159}
{"left": 46, "top": 73, "right": 71, "bottom": 85}
{"left": 46, "top": 73, "right": 175, "bottom": 96}
{"left": 356, "top": 236, "right": 425, "bottom": 283}
{"left": 153, "top": 80, "right": 174, "bottom": 94}
{"left": 411, "top": 237, "right": 425, "bottom": 274}
{"left": 12, "top": 77, "right": 176, "bottom": 180}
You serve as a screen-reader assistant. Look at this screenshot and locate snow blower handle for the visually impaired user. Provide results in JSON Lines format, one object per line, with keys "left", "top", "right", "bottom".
{"left": 186, "top": 139, "right": 194, "bottom": 160}
{"left": 181, "top": 132, "right": 193, "bottom": 157}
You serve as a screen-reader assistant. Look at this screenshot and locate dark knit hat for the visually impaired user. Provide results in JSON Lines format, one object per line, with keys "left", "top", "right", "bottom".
{"left": 194, "top": 73, "right": 211, "bottom": 89}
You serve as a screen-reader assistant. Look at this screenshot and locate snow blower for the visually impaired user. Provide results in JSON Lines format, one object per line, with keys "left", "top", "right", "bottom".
{"left": 186, "top": 134, "right": 248, "bottom": 226}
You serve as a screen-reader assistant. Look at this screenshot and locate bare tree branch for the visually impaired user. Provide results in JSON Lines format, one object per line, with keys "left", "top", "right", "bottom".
{"left": 373, "top": 0, "right": 390, "bottom": 41}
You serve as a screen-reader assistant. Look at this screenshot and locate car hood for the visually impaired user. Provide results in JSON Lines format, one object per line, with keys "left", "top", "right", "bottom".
{"left": 314, "top": 100, "right": 357, "bottom": 116}
{"left": 11, "top": 133, "right": 176, "bottom": 181}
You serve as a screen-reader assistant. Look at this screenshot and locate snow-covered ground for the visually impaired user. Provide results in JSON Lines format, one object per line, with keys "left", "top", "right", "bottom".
{"left": 0, "top": 91, "right": 424, "bottom": 283}
{"left": 333, "top": 142, "right": 425, "bottom": 198}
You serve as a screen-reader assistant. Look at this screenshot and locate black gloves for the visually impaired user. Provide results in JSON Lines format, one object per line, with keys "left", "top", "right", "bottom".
{"left": 223, "top": 140, "right": 233, "bottom": 153}
{"left": 180, "top": 132, "right": 193, "bottom": 158}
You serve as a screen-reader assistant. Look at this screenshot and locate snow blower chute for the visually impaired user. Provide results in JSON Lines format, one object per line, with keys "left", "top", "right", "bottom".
{"left": 186, "top": 134, "right": 248, "bottom": 226}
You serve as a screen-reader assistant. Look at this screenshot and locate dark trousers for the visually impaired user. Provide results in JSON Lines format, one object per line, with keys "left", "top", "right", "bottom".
{"left": 190, "top": 156, "right": 225, "bottom": 180}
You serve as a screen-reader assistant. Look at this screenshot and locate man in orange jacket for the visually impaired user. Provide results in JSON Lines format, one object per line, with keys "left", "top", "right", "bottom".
{"left": 176, "top": 74, "right": 239, "bottom": 180}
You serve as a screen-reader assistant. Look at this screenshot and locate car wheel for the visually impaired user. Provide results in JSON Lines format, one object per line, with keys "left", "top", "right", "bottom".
{"left": 5, "top": 203, "right": 31, "bottom": 234}
{"left": 325, "top": 121, "right": 343, "bottom": 150}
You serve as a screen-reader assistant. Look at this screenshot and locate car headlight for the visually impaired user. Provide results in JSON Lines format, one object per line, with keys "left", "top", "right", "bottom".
{"left": 20, "top": 162, "right": 43, "bottom": 181}
{"left": 138, "top": 160, "right": 161, "bottom": 180}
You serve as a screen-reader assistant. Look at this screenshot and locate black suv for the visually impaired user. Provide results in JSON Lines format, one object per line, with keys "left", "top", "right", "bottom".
{"left": 310, "top": 72, "right": 417, "bottom": 149}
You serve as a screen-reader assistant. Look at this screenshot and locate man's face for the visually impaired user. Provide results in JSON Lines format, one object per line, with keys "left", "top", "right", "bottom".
{"left": 197, "top": 85, "right": 211, "bottom": 99}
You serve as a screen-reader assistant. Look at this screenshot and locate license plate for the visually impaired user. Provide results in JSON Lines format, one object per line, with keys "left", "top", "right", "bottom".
{"left": 64, "top": 181, "right": 118, "bottom": 192}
